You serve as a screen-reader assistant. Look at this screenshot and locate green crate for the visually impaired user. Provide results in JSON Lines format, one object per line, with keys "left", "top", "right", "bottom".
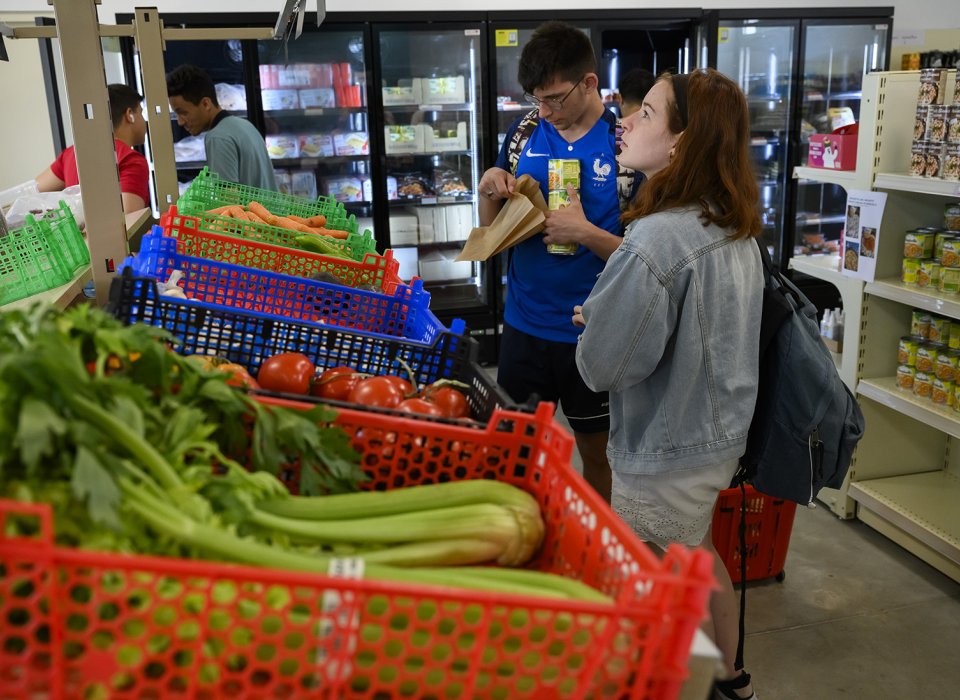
{"left": 162, "top": 206, "right": 378, "bottom": 263}
{"left": 178, "top": 167, "right": 358, "bottom": 234}
{"left": 0, "top": 202, "right": 89, "bottom": 306}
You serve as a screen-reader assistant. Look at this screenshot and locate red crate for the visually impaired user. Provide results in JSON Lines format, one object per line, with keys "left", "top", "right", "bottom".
{"left": 159, "top": 208, "right": 401, "bottom": 293}
{"left": 0, "top": 403, "right": 714, "bottom": 700}
{"left": 711, "top": 485, "right": 797, "bottom": 584}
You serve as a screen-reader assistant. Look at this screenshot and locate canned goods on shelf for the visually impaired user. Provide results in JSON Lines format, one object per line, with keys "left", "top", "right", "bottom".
{"left": 939, "top": 267, "right": 960, "bottom": 294}
{"left": 911, "top": 310, "right": 932, "bottom": 339}
{"left": 935, "top": 348, "right": 959, "bottom": 382}
{"left": 902, "top": 258, "right": 921, "bottom": 285}
{"left": 932, "top": 377, "right": 954, "bottom": 406}
{"left": 914, "top": 371, "right": 934, "bottom": 399}
{"left": 916, "top": 344, "right": 938, "bottom": 373}
{"left": 929, "top": 316, "right": 952, "bottom": 345}
{"left": 918, "top": 260, "right": 941, "bottom": 288}
{"left": 897, "top": 364, "right": 917, "bottom": 391}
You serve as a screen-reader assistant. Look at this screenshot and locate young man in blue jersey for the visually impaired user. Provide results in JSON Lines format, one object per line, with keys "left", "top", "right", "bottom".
{"left": 478, "top": 21, "right": 629, "bottom": 503}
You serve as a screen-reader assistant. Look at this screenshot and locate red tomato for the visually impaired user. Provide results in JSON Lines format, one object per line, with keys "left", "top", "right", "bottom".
{"left": 424, "top": 385, "right": 471, "bottom": 419}
{"left": 311, "top": 366, "right": 360, "bottom": 400}
{"left": 384, "top": 375, "right": 415, "bottom": 397}
{"left": 347, "top": 376, "right": 403, "bottom": 409}
{"left": 397, "top": 397, "right": 444, "bottom": 417}
{"left": 219, "top": 362, "right": 260, "bottom": 390}
{"left": 257, "top": 353, "right": 315, "bottom": 395}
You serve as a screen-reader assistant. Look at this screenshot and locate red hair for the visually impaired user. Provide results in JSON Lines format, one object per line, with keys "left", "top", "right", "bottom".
{"left": 623, "top": 69, "right": 761, "bottom": 240}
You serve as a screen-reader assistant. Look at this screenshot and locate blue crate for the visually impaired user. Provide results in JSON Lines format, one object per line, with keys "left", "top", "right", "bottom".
{"left": 107, "top": 272, "right": 515, "bottom": 421}
{"left": 122, "top": 228, "right": 460, "bottom": 346}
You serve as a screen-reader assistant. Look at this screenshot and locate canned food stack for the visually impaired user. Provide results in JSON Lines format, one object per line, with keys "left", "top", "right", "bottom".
{"left": 899, "top": 204, "right": 960, "bottom": 292}
{"left": 896, "top": 310, "right": 960, "bottom": 411}
{"left": 910, "top": 69, "right": 960, "bottom": 181}
{"left": 546, "top": 158, "right": 580, "bottom": 255}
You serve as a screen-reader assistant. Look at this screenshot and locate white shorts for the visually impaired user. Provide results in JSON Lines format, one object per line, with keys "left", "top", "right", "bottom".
{"left": 611, "top": 459, "right": 740, "bottom": 549}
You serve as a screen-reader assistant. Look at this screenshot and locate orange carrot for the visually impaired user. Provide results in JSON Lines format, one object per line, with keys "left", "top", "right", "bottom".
{"left": 305, "top": 215, "right": 327, "bottom": 228}
{"left": 247, "top": 201, "right": 273, "bottom": 222}
{"left": 207, "top": 204, "right": 236, "bottom": 215}
{"left": 310, "top": 227, "right": 348, "bottom": 240}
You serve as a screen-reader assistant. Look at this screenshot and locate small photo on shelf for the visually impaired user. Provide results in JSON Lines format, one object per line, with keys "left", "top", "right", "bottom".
{"left": 846, "top": 205, "right": 860, "bottom": 239}
{"left": 861, "top": 227, "right": 877, "bottom": 258}
{"left": 844, "top": 242, "right": 860, "bottom": 272}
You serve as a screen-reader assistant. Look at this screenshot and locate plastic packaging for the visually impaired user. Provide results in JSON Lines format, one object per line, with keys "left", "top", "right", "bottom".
{"left": 4, "top": 184, "right": 84, "bottom": 229}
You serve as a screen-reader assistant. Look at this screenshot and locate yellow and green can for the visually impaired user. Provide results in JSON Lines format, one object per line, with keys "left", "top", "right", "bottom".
{"left": 546, "top": 158, "right": 580, "bottom": 255}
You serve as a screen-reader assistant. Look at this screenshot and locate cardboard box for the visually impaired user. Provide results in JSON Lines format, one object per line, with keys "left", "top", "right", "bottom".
{"left": 333, "top": 132, "right": 369, "bottom": 156}
{"left": 420, "top": 76, "right": 465, "bottom": 104}
{"left": 299, "top": 88, "right": 337, "bottom": 109}
{"left": 384, "top": 125, "right": 424, "bottom": 154}
{"left": 808, "top": 125, "right": 858, "bottom": 171}
{"left": 445, "top": 204, "right": 472, "bottom": 242}
{"left": 323, "top": 177, "right": 363, "bottom": 203}
{"left": 261, "top": 89, "right": 299, "bottom": 111}
{"left": 419, "top": 250, "right": 473, "bottom": 282}
{"left": 265, "top": 134, "right": 299, "bottom": 159}
{"left": 382, "top": 80, "right": 422, "bottom": 106}
{"left": 425, "top": 122, "right": 468, "bottom": 152}
{"left": 389, "top": 214, "right": 418, "bottom": 246}
{"left": 291, "top": 171, "right": 317, "bottom": 200}
{"left": 415, "top": 206, "right": 440, "bottom": 243}
{"left": 299, "top": 134, "right": 334, "bottom": 158}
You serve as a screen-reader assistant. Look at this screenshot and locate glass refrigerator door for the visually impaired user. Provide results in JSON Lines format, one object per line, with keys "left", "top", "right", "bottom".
{"left": 793, "top": 21, "right": 889, "bottom": 257}
{"left": 376, "top": 25, "right": 485, "bottom": 313}
{"left": 257, "top": 28, "right": 372, "bottom": 232}
{"left": 716, "top": 21, "right": 797, "bottom": 262}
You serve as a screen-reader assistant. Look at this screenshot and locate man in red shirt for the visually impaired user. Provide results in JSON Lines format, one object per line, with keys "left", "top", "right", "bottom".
{"left": 35, "top": 83, "right": 150, "bottom": 213}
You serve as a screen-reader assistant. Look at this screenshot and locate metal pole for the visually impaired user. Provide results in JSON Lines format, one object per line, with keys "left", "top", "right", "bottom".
{"left": 134, "top": 7, "right": 178, "bottom": 213}
{"left": 51, "top": 0, "right": 127, "bottom": 306}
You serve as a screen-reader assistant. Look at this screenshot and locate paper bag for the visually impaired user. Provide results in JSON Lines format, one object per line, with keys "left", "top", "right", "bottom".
{"left": 456, "top": 175, "right": 548, "bottom": 261}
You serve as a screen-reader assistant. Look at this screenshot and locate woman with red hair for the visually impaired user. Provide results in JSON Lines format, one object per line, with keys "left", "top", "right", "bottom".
{"left": 574, "top": 69, "right": 762, "bottom": 700}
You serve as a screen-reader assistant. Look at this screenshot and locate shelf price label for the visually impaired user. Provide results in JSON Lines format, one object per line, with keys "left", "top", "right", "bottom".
{"left": 496, "top": 29, "right": 518, "bottom": 47}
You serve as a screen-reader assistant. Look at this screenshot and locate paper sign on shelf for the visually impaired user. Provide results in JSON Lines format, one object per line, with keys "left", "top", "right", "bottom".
{"left": 841, "top": 189, "right": 887, "bottom": 282}
{"left": 496, "top": 29, "right": 518, "bottom": 47}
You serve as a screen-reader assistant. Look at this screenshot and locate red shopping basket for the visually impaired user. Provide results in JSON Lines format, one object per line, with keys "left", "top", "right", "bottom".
{"left": 0, "top": 403, "right": 714, "bottom": 700}
{"left": 711, "top": 484, "right": 797, "bottom": 584}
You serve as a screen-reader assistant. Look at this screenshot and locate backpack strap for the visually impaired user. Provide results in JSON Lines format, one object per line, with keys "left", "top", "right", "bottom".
{"left": 506, "top": 108, "right": 541, "bottom": 177}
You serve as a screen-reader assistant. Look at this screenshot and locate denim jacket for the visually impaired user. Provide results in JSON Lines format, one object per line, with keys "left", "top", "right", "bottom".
{"left": 575, "top": 206, "right": 762, "bottom": 474}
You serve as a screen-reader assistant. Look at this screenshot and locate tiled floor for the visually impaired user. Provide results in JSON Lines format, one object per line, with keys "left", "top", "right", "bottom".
{"left": 546, "top": 405, "right": 960, "bottom": 700}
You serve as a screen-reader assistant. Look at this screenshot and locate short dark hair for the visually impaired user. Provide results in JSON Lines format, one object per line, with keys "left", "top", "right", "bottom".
{"left": 108, "top": 83, "right": 142, "bottom": 128}
{"left": 166, "top": 64, "right": 219, "bottom": 107}
{"left": 619, "top": 68, "right": 656, "bottom": 105}
{"left": 518, "top": 21, "right": 596, "bottom": 94}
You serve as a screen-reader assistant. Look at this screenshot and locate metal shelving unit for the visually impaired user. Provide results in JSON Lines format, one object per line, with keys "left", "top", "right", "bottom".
{"left": 848, "top": 69, "right": 960, "bottom": 582}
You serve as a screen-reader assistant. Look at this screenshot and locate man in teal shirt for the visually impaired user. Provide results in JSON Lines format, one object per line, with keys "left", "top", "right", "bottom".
{"left": 167, "top": 64, "right": 277, "bottom": 191}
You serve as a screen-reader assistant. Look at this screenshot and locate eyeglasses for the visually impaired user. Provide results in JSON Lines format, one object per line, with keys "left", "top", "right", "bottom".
{"left": 524, "top": 77, "right": 584, "bottom": 111}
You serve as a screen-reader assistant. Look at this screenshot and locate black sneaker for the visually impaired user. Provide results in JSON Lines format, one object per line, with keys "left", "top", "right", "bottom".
{"left": 714, "top": 671, "right": 757, "bottom": 700}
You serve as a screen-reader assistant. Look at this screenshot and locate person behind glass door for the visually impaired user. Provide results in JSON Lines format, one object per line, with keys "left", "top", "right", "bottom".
{"left": 616, "top": 67, "right": 656, "bottom": 118}
{"left": 166, "top": 64, "right": 277, "bottom": 191}
{"left": 574, "top": 70, "right": 762, "bottom": 700}
{"left": 36, "top": 83, "right": 150, "bottom": 213}
{"left": 477, "top": 21, "right": 636, "bottom": 504}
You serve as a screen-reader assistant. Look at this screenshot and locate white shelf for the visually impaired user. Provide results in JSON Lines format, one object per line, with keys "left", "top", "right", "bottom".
{"left": 874, "top": 173, "right": 960, "bottom": 198}
{"left": 865, "top": 278, "right": 960, "bottom": 320}
{"left": 793, "top": 166, "right": 859, "bottom": 189}
{"left": 858, "top": 376, "right": 960, "bottom": 440}
{"left": 849, "top": 471, "right": 960, "bottom": 567}
{"left": 789, "top": 253, "right": 844, "bottom": 285}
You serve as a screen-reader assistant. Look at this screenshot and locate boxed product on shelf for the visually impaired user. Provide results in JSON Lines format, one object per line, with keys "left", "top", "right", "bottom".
{"left": 333, "top": 131, "right": 369, "bottom": 156}
{"left": 918, "top": 68, "right": 949, "bottom": 106}
{"left": 808, "top": 124, "right": 858, "bottom": 170}
{"left": 415, "top": 206, "right": 442, "bottom": 243}
{"left": 420, "top": 75, "right": 465, "bottom": 104}
{"left": 298, "top": 87, "right": 337, "bottom": 109}
{"left": 445, "top": 204, "right": 473, "bottom": 242}
{"left": 290, "top": 171, "right": 317, "bottom": 200}
{"left": 385, "top": 175, "right": 399, "bottom": 200}
{"left": 419, "top": 249, "right": 472, "bottom": 282}
{"left": 384, "top": 124, "right": 423, "bottom": 154}
{"left": 299, "top": 134, "right": 334, "bottom": 158}
{"left": 323, "top": 176, "right": 364, "bottom": 203}
{"left": 425, "top": 122, "right": 468, "bottom": 152}
{"left": 265, "top": 134, "right": 300, "bottom": 159}
{"left": 273, "top": 169, "right": 292, "bottom": 195}
{"left": 261, "top": 89, "right": 300, "bottom": 111}
{"left": 215, "top": 83, "right": 247, "bottom": 112}
{"left": 382, "top": 79, "right": 422, "bottom": 105}
{"left": 389, "top": 213, "right": 418, "bottom": 246}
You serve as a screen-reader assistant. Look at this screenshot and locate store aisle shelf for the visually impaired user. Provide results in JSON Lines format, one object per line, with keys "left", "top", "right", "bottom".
{"left": 874, "top": 173, "right": 960, "bottom": 198}
{"left": 793, "top": 166, "right": 860, "bottom": 189}
{"left": 849, "top": 471, "right": 960, "bottom": 568}
{"left": 866, "top": 278, "right": 960, "bottom": 320}
{"left": 858, "top": 376, "right": 960, "bottom": 440}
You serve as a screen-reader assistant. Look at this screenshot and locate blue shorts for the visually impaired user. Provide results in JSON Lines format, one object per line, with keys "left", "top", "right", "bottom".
{"left": 497, "top": 322, "right": 609, "bottom": 434}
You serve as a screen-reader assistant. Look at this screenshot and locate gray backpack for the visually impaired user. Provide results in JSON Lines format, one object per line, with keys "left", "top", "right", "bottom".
{"left": 739, "top": 241, "right": 865, "bottom": 505}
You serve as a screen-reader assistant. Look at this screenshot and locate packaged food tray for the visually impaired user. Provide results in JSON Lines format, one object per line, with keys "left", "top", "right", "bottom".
{"left": 161, "top": 205, "right": 377, "bottom": 264}
{"left": 0, "top": 201, "right": 89, "bottom": 306}
{"left": 107, "top": 273, "right": 513, "bottom": 422}
{"left": 178, "top": 167, "right": 359, "bottom": 235}
{"left": 0, "top": 401, "right": 714, "bottom": 700}
{"left": 121, "top": 236, "right": 446, "bottom": 345}
{"left": 712, "top": 484, "right": 798, "bottom": 584}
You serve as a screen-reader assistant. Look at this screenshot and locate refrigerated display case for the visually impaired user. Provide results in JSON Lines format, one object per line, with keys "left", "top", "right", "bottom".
{"left": 372, "top": 23, "right": 488, "bottom": 318}
{"left": 716, "top": 19, "right": 798, "bottom": 264}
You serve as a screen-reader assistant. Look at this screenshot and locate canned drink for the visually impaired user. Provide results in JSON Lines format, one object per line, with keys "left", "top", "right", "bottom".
{"left": 897, "top": 364, "right": 916, "bottom": 391}
{"left": 932, "top": 378, "right": 954, "bottom": 406}
{"left": 929, "top": 316, "right": 952, "bottom": 345}
{"left": 918, "top": 260, "right": 941, "bottom": 288}
{"left": 913, "top": 371, "right": 934, "bottom": 399}
{"left": 939, "top": 266, "right": 960, "bottom": 294}
{"left": 547, "top": 158, "right": 580, "bottom": 255}
{"left": 898, "top": 336, "right": 920, "bottom": 366}
{"left": 935, "top": 347, "right": 959, "bottom": 382}
{"left": 916, "top": 344, "right": 938, "bottom": 373}
{"left": 902, "top": 259, "right": 921, "bottom": 285}
{"left": 911, "top": 310, "right": 932, "bottom": 339}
